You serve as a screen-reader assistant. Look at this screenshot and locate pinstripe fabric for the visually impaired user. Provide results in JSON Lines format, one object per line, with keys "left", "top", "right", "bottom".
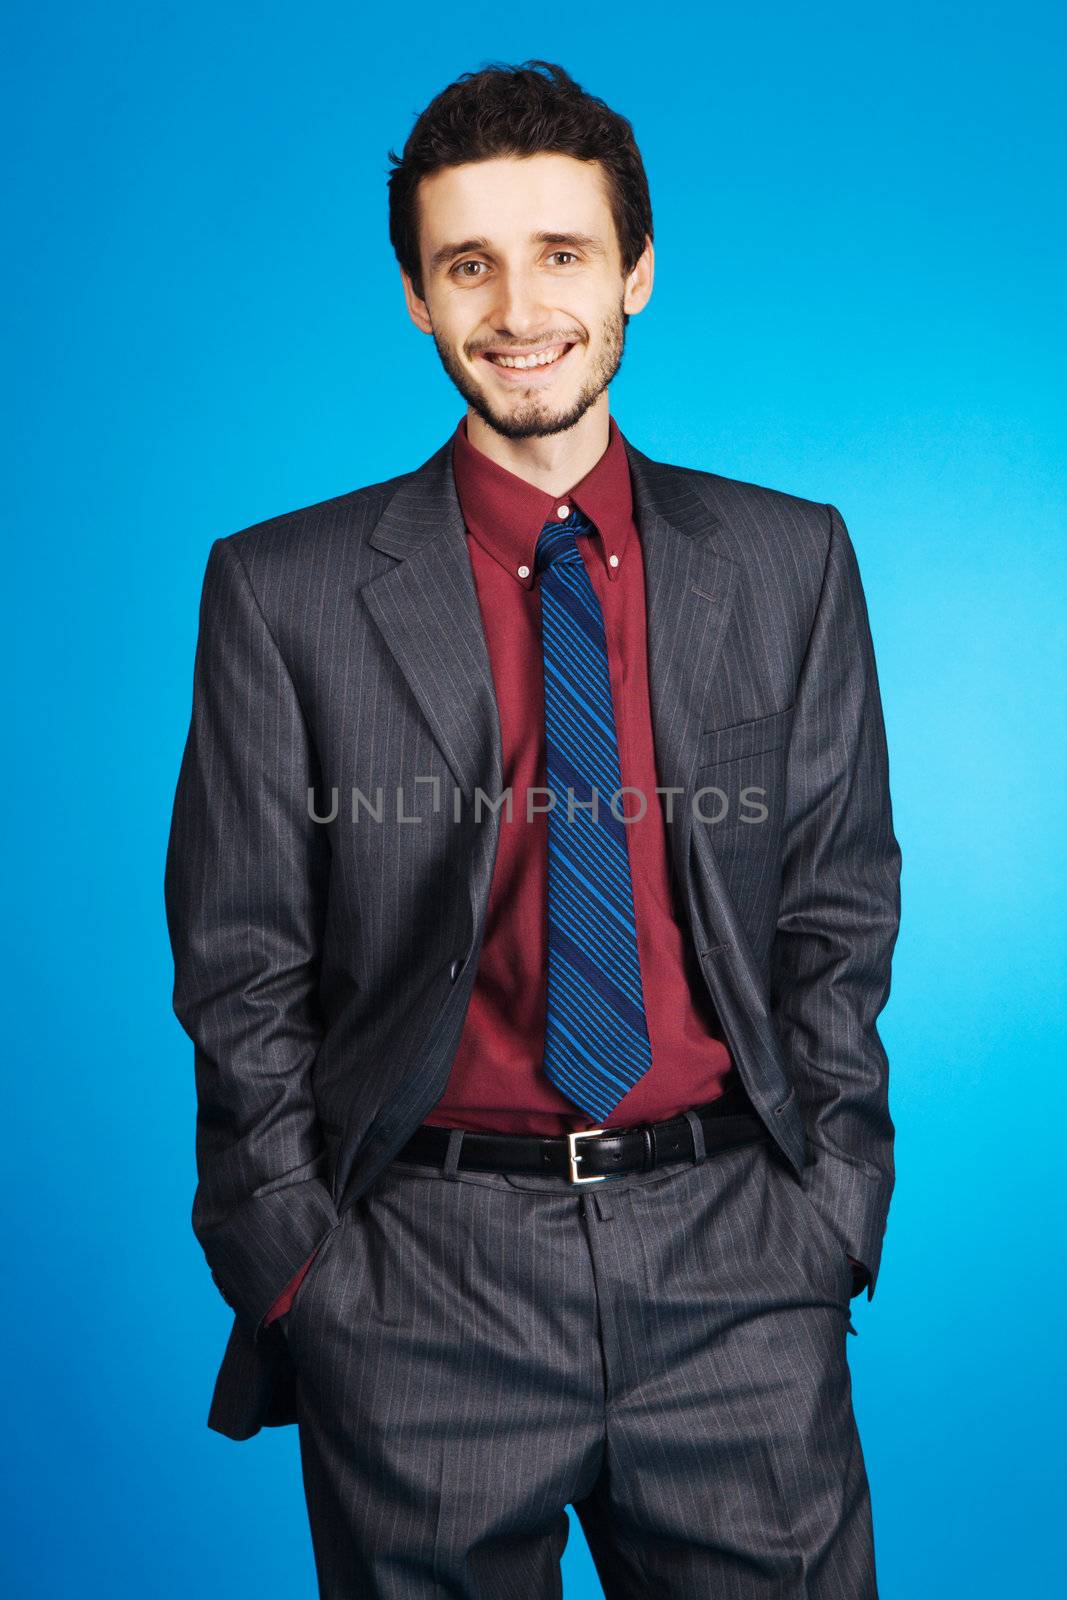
{"left": 163, "top": 423, "right": 901, "bottom": 1445}
{"left": 284, "top": 1134, "right": 876, "bottom": 1597}
{"left": 536, "top": 505, "right": 653, "bottom": 1120}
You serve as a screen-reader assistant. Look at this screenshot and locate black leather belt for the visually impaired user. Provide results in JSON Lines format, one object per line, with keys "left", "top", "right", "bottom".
{"left": 394, "top": 1081, "right": 770, "bottom": 1184}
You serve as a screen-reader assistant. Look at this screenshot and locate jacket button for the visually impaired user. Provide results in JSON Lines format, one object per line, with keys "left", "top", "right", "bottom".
{"left": 449, "top": 956, "right": 463, "bottom": 983}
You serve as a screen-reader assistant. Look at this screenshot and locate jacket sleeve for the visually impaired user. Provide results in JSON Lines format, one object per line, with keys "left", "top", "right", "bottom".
{"left": 769, "top": 504, "right": 902, "bottom": 1302}
{"left": 164, "top": 536, "right": 340, "bottom": 1340}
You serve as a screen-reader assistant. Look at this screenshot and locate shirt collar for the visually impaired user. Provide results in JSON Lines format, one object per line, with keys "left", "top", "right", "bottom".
{"left": 450, "top": 412, "right": 635, "bottom": 589}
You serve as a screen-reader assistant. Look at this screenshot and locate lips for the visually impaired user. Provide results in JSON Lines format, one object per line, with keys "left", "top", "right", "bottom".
{"left": 479, "top": 341, "right": 577, "bottom": 382}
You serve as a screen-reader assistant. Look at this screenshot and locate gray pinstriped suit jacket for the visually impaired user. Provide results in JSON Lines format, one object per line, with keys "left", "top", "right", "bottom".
{"left": 164, "top": 423, "right": 902, "bottom": 1441}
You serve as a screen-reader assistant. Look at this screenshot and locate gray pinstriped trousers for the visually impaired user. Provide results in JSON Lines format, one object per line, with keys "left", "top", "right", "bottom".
{"left": 281, "top": 1122, "right": 877, "bottom": 1598}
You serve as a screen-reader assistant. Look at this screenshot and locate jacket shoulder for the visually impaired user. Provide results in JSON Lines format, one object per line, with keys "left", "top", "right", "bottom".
{"left": 646, "top": 454, "right": 834, "bottom": 560}
{"left": 678, "top": 460, "right": 828, "bottom": 519}
{"left": 217, "top": 466, "right": 414, "bottom": 569}
{"left": 626, "top": 451, "right": 844, "bottom": 646}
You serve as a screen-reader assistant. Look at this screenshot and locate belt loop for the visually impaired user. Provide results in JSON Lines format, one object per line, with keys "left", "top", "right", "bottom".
{"left": 683, "top": 1108, "right": 706, "bottom": 1165}
{"left": 444, "top": 1127, "right": 465, "bottom": 1179}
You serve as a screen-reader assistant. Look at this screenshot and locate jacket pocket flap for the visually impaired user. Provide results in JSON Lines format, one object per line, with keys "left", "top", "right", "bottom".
{"left": 698, "top": 703, "right": 795, "bottom": 765}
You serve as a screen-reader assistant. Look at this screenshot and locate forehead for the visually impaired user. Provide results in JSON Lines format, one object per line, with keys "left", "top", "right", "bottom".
{"left": 417, "top": 152, "right": 614, "bottom": 246}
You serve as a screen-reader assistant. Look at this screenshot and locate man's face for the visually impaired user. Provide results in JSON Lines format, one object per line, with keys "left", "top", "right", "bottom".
{"left": 402, "top": 153, "right": 652, "bottom": 440}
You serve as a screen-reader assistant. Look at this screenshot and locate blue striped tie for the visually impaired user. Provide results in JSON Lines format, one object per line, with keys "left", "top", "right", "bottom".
{"left": 534, "top": 502, "right": 653, "bottom": 1123}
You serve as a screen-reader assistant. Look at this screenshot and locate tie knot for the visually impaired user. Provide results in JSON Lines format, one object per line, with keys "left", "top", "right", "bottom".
{"left": 534, "top": 503, "right": 596, "bottom": 574}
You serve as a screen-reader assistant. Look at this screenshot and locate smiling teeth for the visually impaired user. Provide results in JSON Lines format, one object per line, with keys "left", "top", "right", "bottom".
{"left": 489, "top": 346, "right": 567, "bottom": 368}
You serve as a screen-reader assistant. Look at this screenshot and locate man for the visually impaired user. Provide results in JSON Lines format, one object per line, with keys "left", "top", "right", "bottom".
{"left": 165, "top": 58, "right": 901, "bottom": 1600}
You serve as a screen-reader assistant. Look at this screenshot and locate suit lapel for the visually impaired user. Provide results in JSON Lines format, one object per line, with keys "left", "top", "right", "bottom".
{"left": 622, "top": 438, "right": 740, "bottom": 888}
{"left": 362, "top": 438, "right": 504, "bottom": 805}
{"left": 362, "top": 439, "right": 504, "bottom": 937}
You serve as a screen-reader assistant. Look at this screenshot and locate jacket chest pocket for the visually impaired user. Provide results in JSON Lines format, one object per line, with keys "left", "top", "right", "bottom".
{"left": 691, "top": 704, "right": 794, "bottom": 897}
{"left": 696, "top": 703, "right": 794, "bottom": 767}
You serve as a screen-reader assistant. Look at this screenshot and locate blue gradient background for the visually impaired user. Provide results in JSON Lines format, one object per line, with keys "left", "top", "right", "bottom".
{"left": 5, "top": 2, "right": 1063, "bottom": 1595}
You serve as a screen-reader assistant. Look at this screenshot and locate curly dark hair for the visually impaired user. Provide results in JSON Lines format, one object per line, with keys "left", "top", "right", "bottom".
{"left": 387, "top": 60, "right": 653, "bottom": 303}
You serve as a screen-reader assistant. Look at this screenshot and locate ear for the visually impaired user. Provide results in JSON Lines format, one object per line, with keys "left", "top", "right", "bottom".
{"left": 623, "top": 233, "right": 654, "bottom": 316}
{"left": 401, "top": 268, "right": 434, "bottom": 334}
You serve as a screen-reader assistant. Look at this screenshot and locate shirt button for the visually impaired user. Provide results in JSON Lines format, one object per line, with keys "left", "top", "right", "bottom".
{"left": 556, "top": 503, "right": 570, "bottom": 519}
{"left": 517, "top": 564, "right": 530, "bottom": 578}
{"left": 608, "top": 553, "right": 619, "bottom": 568}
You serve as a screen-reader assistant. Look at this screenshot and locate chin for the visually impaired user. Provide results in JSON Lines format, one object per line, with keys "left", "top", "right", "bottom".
{"left": 474, "top": 388, "right": 599, "bottom": 442}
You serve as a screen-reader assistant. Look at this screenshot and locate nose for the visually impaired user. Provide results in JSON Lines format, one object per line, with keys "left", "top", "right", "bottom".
{"left": 488, "top": 265, "right": 552, "bottom": 341}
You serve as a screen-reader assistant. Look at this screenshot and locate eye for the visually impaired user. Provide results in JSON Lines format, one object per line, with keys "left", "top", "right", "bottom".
{"left": 449, "top": 251, "right": 580, "bottom": 279}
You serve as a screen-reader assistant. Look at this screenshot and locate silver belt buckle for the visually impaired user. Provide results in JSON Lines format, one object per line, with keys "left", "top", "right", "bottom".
{"left": 566, "top": 1126, "right": 610, "bottom": 1184}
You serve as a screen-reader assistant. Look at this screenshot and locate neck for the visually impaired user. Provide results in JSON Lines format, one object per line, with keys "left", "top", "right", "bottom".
{"left": 464, "top": 397, "right": 610, "bottom": 494}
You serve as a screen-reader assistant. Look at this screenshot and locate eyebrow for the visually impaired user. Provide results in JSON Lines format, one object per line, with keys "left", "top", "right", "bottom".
{"left": 427, "top": 231, "right": 608, "bottom": 275}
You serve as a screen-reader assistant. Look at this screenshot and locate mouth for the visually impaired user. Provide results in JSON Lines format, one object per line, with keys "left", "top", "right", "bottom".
{"left": 477, "top": 340, "right": 578, "bottom": 384}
